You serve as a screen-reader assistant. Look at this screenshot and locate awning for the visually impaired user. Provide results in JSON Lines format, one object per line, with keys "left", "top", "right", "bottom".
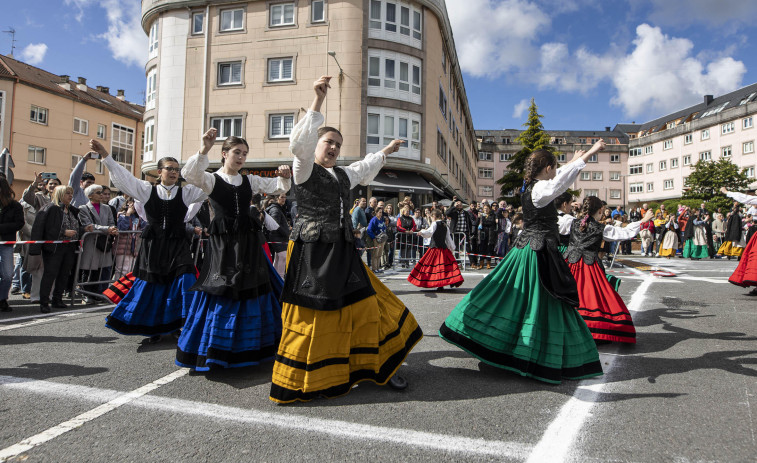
{"left": 370, "top": 170, "right": 433, "bottom": 193}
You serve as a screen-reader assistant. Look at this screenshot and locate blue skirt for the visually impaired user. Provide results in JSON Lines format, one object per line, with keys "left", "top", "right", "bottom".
{"left": 175, "top": 260, "right": 284, "bottom": 371}
{"left": 105, "top": 273, "right": 197, "bottom": 337}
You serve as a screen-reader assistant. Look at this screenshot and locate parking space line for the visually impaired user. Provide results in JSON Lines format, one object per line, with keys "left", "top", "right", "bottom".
{"left": 0, "top": 369, "right": 188, "bottom": 462}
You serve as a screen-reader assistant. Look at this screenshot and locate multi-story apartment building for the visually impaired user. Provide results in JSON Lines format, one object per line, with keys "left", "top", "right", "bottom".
{"left": 140, "top": 0, "right": 478, "bottom": 206}
{"left": 0, "top": 54, "right": 144, "bottom": 197}
{"left": 627, "top": 83, "right": 757, "bottom": 204}
{"left": 475, "top": 128, "right": 630, "bottom": 206}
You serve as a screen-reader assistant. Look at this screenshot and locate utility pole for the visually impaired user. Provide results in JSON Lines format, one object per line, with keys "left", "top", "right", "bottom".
{"left": 2, "top": 27, "right": 16, "bottom": 57}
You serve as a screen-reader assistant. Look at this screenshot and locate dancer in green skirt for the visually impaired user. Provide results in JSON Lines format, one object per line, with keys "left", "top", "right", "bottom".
{"left": 555, "top": 191, "right": 575, "bottom": 255}
{"left": 440, "top": 141, "right": 606, "bottom": 384}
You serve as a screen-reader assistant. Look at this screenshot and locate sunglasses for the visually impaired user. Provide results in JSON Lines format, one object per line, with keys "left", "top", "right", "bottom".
{"left": 161, "top": 167, "right": 181, "bottom": 173}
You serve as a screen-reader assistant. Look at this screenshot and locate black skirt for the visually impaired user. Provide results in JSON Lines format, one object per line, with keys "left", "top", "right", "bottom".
{"left": 134, "top": 235, "right": 195, "bottom": 285}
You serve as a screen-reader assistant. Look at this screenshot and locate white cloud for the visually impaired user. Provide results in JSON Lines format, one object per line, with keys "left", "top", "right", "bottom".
{"left": 19, "top": 43, "right": 48, "bottom": 65}
{"left": 447, "top": 0, "right": 551, "bottom": 77}
{"left": 512, "top": 99, "right": 530, "bottom": 119}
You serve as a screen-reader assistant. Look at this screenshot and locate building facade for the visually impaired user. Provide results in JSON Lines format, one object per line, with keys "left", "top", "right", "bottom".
{"left": 475, "top": 128, "right": 630, "bottom": 206}
{"left": 0, "top": 55, "right": 144, "bottom": 197}
{"left": 140, "top": 0, "right": 478, "bottom": 206}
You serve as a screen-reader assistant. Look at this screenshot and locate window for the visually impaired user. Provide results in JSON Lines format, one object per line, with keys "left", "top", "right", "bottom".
{"left": 701, "top": 129, "right": 710, "bottom": 140}
{"left": 30, "top": 105, "right": 48, "bottom": 125}
{"left": 499, "top": 153, "right": 512, "bottom": 161}
{"left": 367, "top": 50, "right": 421, "bottom": 103}
{"left": 744, "top": 117, "right": 754, "bottom": 129}
{"left": 646, "top": 163, "right": 654, "bottom": 173}
{"left": 479, "top": 168, "right": 493, "bottom": 179}
{"left": 683, "top": 155, "right": 691, "bottom": 165}
{"left": 659, "top": 160, "right": 666, "bottom": 171}
{"left": 578, "top": 138, "right": 587, "bottom": 144}
{"left": 221, "top": 8, "right": 244, "bottom": 31}
{"left": 368, "top": 0, "right": 422, "bottom": 47}
{"left": 629, "top": 164, "right": 642, "bottom": 175}
{"left": 683, "top": 176, "right": 689, "bottom": 187}
{"left": 610, "top": 153, "right": 620, "bottom": 163}
{"left": 97, "top": 124, "right": 106, "bottom": 139}
{"left": 629, "top": 148, "right": 642, "bottom": 157}
{"left": 502, "top": 137, "right": 511, "bottom": 144}
{"left": 478, "top": 151, "right": 492, "bottom": 161}
{"left": 311, "top": 0, "right": 325, "bottom": 23}
{"left": 644, "top": 146, "right": 653, "bottom": 155}
{"left": 146, "top": 68, "right": 157, "bottom": 110}
{"left": 700, "top": 151, "right": 711, "bottom": 161}
{"left": 28, "top": 146, "right": 45, "bottom": 164}
{"left": 210, "top": 116, "right": 243, "bottom": 139}
{"left": 148, "top": 21, "right": 158, "bottom": 57}
{"left": 670, "top": 158, "right": 679, "bottom": 168}
{"left": 646, "top": 183, "right": 654, "bottom": 192}
{"left": 664, "top": 179, "right": 674, "bottom": 190}
{"left": 437, "top": 130, "right": 447, "bottom": 163}
{"left": 629, "top": 183, "right": 643, "bottom": 193}
{"left": 663, "top": 140, "right": 673, "bottom": 150}
{"left": 367, "top": 107, "right": 421, "bottom": 159}
{"left": 587, "top": 153, "right": 598, "bottom": 163}
{"left": 479, "top": 186, "right": 493, "bottom": 197}
{"left": 592, "top": 171, "right": 603, "bottom": 181}
{"left": 73, "top": 118, "right": 88, "bottom": 135}
{"left": 746, "top": 167, "right": 755, "bottom": 178}
{"left": 722, "top": 146, "right": 732, "bottom": 157}
{"left": 610, "top": 189, "right": 621, "bottom": 199}
{"left": 744, "top": 141, "right": 755, "bottom": 154}
{"left": 580, "top": 172, "right": 591, "bottom": 181}
{"left": 192, "top": 11, "right": 205, "bottom": 34}
{"left": 441, "top": 49, "right": 446, "bottom": 73}
{"left": 584, "top": 189, "right": 599, "bottom": 197}
{"left": 143, "top": 119, "right": 155, "bottom": 161}
{"left": 218, "top": 61, "right": 243, "bottom": 86}
{"left": 722, "top": 122, "right": 735, "bottom": 134}
{"left": 610, "top": 171, "right": 620, "bottom": 181}
{"left": 111, "top": 124, "right": 135, "bottom": 173}
{"left": 684, "top": 134, "right": 693, "bottom": 144}
{"left": 556, "top": 153, "right": 566, "bottom": 162}
{"left": 268, "top": 58, "right": 293, "bottom": 82}
{"left": 269, "top": 113, "right": 294, "bottom": 139}
{"left": 438, "top": 84, "right": 447, "bottom": 117}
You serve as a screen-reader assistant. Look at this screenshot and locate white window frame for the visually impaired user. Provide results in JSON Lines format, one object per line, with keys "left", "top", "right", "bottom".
{"left": 97, "top": 124, "right": 106, "bottom": 140}
{"left": 0, "top": 91, "right": 4, "bottom": 149}
{"left": 592, "top": 171, "right": 602, "bottom": 181}
{"left": 478, "top": 168, "right": 493, "bottom": 179}
{"left": 73, "top": 117, "right": 89, "bottom": 135}
{"left": 701, "top": 129, "right": 710, "bottom": 140}
{"left": 30, "top": 105, "right": 48, "bottom": 125}
{"left": 610, "top": 153, "right": 620, "bottom": 163}
{"left": 584, "top": 189, "right": 599, "bottom": 197}
{"left": 722, "top": 146, "right": 732, "bottom": 157}
{"left": 658, "top": 160, "right": 667, "bottom": 171}
{"left": 746, "top": 167, "right": 756, "bottom": 178}
{"left": 629, "top": 164, "right": 642, "bottom": 175}
{"left": 700, "top": 150, "right": 711, "bottom": 161}
{"left": 663, "top": 140, "right": 673, "bottom": 150}
{"left": 192, "top": 11, "right": 205, "bottom": 35}
{"left": 221, "top": 8, "right": 245, "bottom": 31}
{"left": 587, "top": 153, "right": 598, "bottom": 163}
{"left": 646, "top": 182, "right": 654, "bottom": 192}
{"left": 610, "top": 171, "right": 620, "bottom": 181}
{"left": 644, "top": 145, "right": 653, "bottom": 155}
{"left": 148, "top": 21, "right": 158, "bottom": 58}
{"left": 269, "top": 113, "right": 295, "bottom": 139}
{"left": 479, "top": 185, "right": 493, "bottom": 197}
{"left": 580, "top": 171, "right": 591, "bottom": 181}
{"left": 610, "top": 189, "right": 621, "bottom": 199}
{"left": 629, "top": 148, "right": 642, "bottom": 157}
{"left": 367, "top": 49, "right": 422, "bottom": 104}
{"left": 478, "top": 151, "right": 492, "bottom": 161}
{"left": 744, "top": 116, "right": 754, "bottom": 130}
{"left": 210, "top": 116, "right": 244, "bottom": 140}
{"left": 684, "top": 133, "right": 693, "bottom": 144}
{"left": 664, "top": 179, "right": 674, "bottom": 190}
{"left": 267, "top": 57, "right": 294, "bottom": 82}
{"left": 218, "top": 61, "right": 243, "bottom": 86}
{"left": 646, "top": 163, "right": 654, "bottom": 173}
{"left": 499, "top": 152, "right": 512, "bottom": 162}
{"left": 556, "top": 153, "right": 566, "bottom": 162}
{"left": 722, "top": 122, "right": 735, "bottom": 134}
{"left": 683, "top": 155, "right": 691, "bottom": 165}
{"left": 629, "top": 182, "right": 643, "bottom": 193}
{"left": 28, "top": 145, "right": 45, "bottom": 165}
{"left": 269, "top": 2, "right": 295, "bottom": 27}
{"left": 368, "top": 0, "right": 422, "bottom": 49}
{"left": 111, "top": 123, "right": 135, "bottom": 174}
{"left": 311, "top": 0, "right": 326, "bottom": 23}
{"left": 670, "top": 157, "right": 679, "bottom": 168}
{"left": 744, "top": 141, "right": 755, "bottom": 154}
{"left": 146, "top": 68, "right": 157, "bottom": 110}
{"left": 367, "top": 106, "right": 421, "bottom": 160}
{"left": 143, "top": 118, "right": 155, "bottom": 162}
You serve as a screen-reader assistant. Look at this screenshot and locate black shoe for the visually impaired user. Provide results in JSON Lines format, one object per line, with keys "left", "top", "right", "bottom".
{"left": 0, "top": 300, "right": 11, "bottom": 312}
{"left": 748, "top": 288, "right": 757, "bottom": 296}
{"left": 10, "top": 287, "right": 20, "bottom": 295}
{"left": 40, "top": 303, "right": 51, "bottom": 313}
{"left": 147, "top": 335, "right": 162, "bottom": 344}
{"left": 388, "top": 375, "right": 408, "bottom": 390}
{"left": 51, "top": 300, "right": 68, "bottom": 309}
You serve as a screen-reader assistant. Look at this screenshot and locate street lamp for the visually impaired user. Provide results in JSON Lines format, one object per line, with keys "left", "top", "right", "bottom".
{"left": 327, "top": 51, "right": 344, "bottom": 130}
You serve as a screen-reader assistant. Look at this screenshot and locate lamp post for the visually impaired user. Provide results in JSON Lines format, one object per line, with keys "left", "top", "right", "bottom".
{"left": 327, "top": 51, "right": 344, "bottom": 130}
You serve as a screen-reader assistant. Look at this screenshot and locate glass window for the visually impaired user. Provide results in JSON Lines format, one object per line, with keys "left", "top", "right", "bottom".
{"left": 111, "top": 124, "right": 135, "bottom": 172}
{"left": 73, "top": 118, "right": 88, "bottom": 135}
{"left": 28, "top": 146, "right": 45, "bottom": 164}
{"left": 268, "top": 58, "right": 293, "bottom": 82}
{"left": 210, "top": 116, "right": 243, "bottom": 139}
{"left": 269, "top": 114, "right": 295, "bottom": 138}
{"left": 744, "top": 141, "right": 755, "bottom": 154}
{"left": 148, "top": 21, "right": 158, "bottom": 56}
{"left": 143, "top": 119, "right": 155, "bottom": 154}
{"left": 385, "top": 2, "right": 396, "bottom": 32}
{"left": 311, "top": 0, "right": 325, "bottom": 23}
{"left": 97, "top": 124, "right": 106, "bottom": 139}
{"left": 221, "top": 8, "right": 244, "bottom": 30}
{"left": 367, "top": 114, "right": 380, "bottom": 145}
{"left": 192, "top": 12, "right": 205, "bottom": 34}
{"left": 218, "top": 62, "right": 243, "bottom": 86}
{"left": 30, "top": 105, "right": 48, "bottom": 125}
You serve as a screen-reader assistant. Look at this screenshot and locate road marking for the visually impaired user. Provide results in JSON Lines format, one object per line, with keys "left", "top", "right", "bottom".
{"left": 526, "top": 269, "right": 654, "bottom": 463}
{"left": 0, "top": 369, "right": 188, "bottom": 462}
{"left": 0, "top": 374, "right": 534, "bottom": 460}
{"left": 0, "top": 305, "right": 112, "bottom": 328}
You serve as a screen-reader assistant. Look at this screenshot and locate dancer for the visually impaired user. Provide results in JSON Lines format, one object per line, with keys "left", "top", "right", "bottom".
{"left": 90, "top": 140, "right": 205, "bottom": 343}
{"left": 440, "top": 141, "right": 606, "bottom": 384}
{"left": 407, "top": 208, "right": 463, "bottom": 290}
{"left": 658, "top": 216, "right": 679, "bottom": 258}
{"left": 270, "top": 76, "right": 423, "bottom": 403}
{"left": 176, "top": 129, "right": 291, "bottom": 371}
{"left": 717, "top": 199, "right": 744, "bottom": 260}
{"left": 721, "top": 187, "right": 757, "bottom": 292}
{"left": 565, "top": 197, "right": 654, "bottom": 344}
{"left": 681, "top": 210, "right": 711, "bottom": 260}
{"left": 555, "top": 191, "right": 574, "bottom": 254}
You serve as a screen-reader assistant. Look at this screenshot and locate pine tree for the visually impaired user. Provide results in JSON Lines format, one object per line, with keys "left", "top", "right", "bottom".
{"left": 496, "top": 98, "right": 556, "bottom": 206}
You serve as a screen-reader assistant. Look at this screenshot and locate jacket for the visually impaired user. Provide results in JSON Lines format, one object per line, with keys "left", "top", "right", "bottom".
{"left": 0, "top": 201, "right": 25, "bottom": 243}
{"left": 29, "top": 203, "right": 83, "bottom": 255}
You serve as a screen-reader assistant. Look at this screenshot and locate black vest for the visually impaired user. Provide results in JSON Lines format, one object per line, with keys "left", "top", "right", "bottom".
{"left": 290, "top": 164, "right": 353, "bottom": 243}
{"left": 564, "top": 216, "right": 605, "bottom": 265}
{"left": 431, "top": 221, "right": 449, "bottom": 249}
{"left": 142, "top": 186, "right": 187, "bottom": 239}
{"left": 207, "top": 174, "right": 259, "bottom": 233}
{"left": 513, "top": 181, "right": 559, "bottom": 251}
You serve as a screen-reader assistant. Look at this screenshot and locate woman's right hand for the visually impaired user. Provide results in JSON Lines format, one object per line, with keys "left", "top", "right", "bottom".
{"left": 200, "top": 128, "right": 218, "bottom": 155}
{"left": 89, "top": 140, "right": 109, "bottom": 158}
{"left": 314, "top": 75, "right": 331, "bottom": 99}
{"left": 64, "top": 230, "right": 76, "bottom": 238}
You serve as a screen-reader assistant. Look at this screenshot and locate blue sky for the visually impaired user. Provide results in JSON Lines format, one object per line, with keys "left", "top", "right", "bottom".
{"left": 3, "top": 0, "right": 757, "bottom": 132}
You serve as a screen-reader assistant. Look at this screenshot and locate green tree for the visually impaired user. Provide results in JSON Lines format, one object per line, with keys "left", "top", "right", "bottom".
{"left": 683, "top": 158, "right": 750, "bottom": 211}
{"left": 496, "top": 98, "right": 555, "bottom": 206}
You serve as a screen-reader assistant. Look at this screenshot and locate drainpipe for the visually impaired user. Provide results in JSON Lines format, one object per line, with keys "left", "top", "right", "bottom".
{"left": 200, "top": 4, "right": 210, "bottom": 135}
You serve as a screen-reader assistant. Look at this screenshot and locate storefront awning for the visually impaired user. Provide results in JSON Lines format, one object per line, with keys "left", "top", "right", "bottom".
{"left": 370, "top": 170, "right": 433, "bottom": 193}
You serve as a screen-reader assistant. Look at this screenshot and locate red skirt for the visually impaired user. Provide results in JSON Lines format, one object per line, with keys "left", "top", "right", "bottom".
{"left": 407, "top": 248, "right": 464, "bottom": 288}
{"left": 568, "top": 258, "right": 636, "bottom": 343}
{"left": 729, "top": 235, "right": 757, "bottom": 287}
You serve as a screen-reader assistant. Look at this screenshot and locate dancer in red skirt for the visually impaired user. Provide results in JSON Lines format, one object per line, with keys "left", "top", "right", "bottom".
{"left": 408, "top": 209, "right": 463, "bottom": 290}
{"left": 565, "top": 196, "right": 654, "bottom": 343}
{"left": 721, "top": 187, "right": 757, "bottom": 294}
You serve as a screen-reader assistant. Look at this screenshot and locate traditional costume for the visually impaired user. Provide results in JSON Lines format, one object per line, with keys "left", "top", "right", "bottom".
{"left": 176, "top": 154, "right": 289, "bottom": 371}
{"left": 658, "top": 220, "right": 679, "bottom": 257}
{"left": 440, "top": 160, "right": 602, "bottom": 384}
{"left": 407, "top": 219, "right": 463, "bottom": 289}
{"left": 682, "top": 218, "right": 711, "bottom": 259}
{"left": 565, "top": 216, "right": 643, "bottom": 343}
{"left": 718, "top": 207, "right": 745, "bottom": 258}
{"left": 103, "top": 156, "right": 204, "bottom": 338}
{"left": 727, "top": 192, "right": 757, "bottom": 286}
{"left": 557, "top": 210, "right": 574, "bottom": 254}
{"left": 270, "top": 110, "right": 423, "bottom": 403}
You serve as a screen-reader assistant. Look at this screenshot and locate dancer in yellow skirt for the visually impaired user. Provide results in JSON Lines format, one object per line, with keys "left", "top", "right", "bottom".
{"left": 270, "top": 76, "right": 423, "bottom": 403}
{"left": 717, "top": 200, "right": 745, "bottom": 259}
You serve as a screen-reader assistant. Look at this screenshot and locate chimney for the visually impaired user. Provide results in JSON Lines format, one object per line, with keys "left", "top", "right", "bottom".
{"left": 96, "top": 86, "right": 110, "bottom": 94}
{"left": 605, "top": 126, "right": 611, "bottom": 132}
{"left": 704, "top": 95, "right": 713, "bottom": 106}
{"left": 116, "top": 89, "right": 125, "bottom": 101}
{"left": 76, "top": 77, "right": 87, "bottom": 92}
{"left": 57, "top": 74, "right": 71, "bottom": 91}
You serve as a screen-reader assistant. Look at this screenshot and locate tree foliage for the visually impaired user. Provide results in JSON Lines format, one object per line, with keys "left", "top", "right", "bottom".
{"left": 683, "top": 158, "right": 750, "bottom": 211}
{"left": 496, "top": 98, "right": 555, "bottom": 206}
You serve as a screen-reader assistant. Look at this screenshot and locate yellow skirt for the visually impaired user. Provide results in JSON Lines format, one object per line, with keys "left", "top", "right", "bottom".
{"left": 718, "top": 241, "right": 744, "bottom": 257}
{"left": 658, "top": 247, "right": 677, "bottom": 257}
{"left": 270, "top": 241, "right": 423, "bottom": 404}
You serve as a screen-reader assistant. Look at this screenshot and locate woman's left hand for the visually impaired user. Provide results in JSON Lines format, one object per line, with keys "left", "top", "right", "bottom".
{"left": 382, "top": 139, "right": 405, "bottom": 155}
{"left": 276, "top": 165, "right": 292, "bottom": 179}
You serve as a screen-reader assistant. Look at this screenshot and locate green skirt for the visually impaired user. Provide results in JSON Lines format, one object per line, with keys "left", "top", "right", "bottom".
{"left": 440, "top": 246, "right": 602, "bottom": 384}
{"left": 557, "top": 244, "right": 568, "bottom": 254}
{"left": 682, "top": 239, "right": 709, "bottom": 259}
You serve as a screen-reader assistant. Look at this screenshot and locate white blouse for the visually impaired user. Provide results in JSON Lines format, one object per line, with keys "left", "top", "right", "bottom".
{"left": 532, "top": 159, "right": 586, "bottom": 208}
{"left": 558, "top": 213, "right": 575, "bottom": 235}
{"left": 727, "top": 191, "right": 757, "bottom": 206}
{"left": 418, "top": 220, "right": 455, "bottom": 250}
{"left": 182, "top": 152, "right": 291, "bottom": 196}
{"left": 602, "top": 220, "right": 643, "bottom": 242}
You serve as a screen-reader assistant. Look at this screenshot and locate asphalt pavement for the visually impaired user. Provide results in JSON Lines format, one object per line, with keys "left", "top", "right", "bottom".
{"left": 1, "top": 255, "right": 756, "bottom": 462}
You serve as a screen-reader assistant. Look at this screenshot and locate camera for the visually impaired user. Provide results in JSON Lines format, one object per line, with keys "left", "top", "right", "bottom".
{"left": 41, "top": 172, "right": 57, "bottom": 180}
{"left": 89, "top": 152, "right": 100, "bottom": 159}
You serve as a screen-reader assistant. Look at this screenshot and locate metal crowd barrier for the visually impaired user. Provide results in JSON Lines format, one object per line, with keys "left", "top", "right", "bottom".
{"left": 390, "top": 231, "right": 468, "bottom": 271}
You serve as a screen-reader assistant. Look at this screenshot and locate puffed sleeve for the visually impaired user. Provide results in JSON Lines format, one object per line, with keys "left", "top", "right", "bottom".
{"left": 181, "top": 153, "right": 216, "bottom": 194}
{"left": 531, "top": 160, "right": 586, "bottom": 208}
{"left": 291, "top": 110, "right": 325, "bottom": 185}
{"left": 727, "top": 191, "right": 757, "bottom": 206}
{"left": 603, "top": 220, "right": 642, "bottom": 241}
{"left": 341, "top": 151, "right": 387, "bottom": 189}
{"left": 103, "top": 156, "right": 153, "bottom": 203}
{"left": 248, "top": 175, "right": 291, "bottom": 196}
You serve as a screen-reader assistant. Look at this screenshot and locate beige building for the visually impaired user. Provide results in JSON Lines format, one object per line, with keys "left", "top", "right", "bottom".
{"left": 0, "top": 54, "right": 144, "bottom": 198}
{"left": 141, "top": 0, "right": 477, "bottom": 205}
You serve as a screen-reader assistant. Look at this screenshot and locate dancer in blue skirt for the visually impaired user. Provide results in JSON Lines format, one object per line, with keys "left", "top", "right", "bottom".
{"left": 440, "top": 140, "right": 606, "bottom": 384}
{"left": 90, "top": 140, "right": 204, "bottom": 344}
{"left": 176, "top": 128, "right": 291, "bottom": 371}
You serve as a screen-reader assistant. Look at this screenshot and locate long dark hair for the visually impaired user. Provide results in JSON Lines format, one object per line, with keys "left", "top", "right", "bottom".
{"left": 578, "top": 196, "right": 604, "bottom": 232}
{"left": 553, "top": 191, "right": 573, "bottom": 211}
{"left": 221, "top": 137, "right": 249, "bottom": 166}
{"left": 0, "top": 177, "right": 14, "bottom": 208}
{"left": 522, "top": 149, "right": 557, "bottom": 190}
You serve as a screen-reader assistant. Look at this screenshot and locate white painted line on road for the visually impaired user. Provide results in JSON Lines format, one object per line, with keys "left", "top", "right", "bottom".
{"left": 0, "top": 369, "right": 188, "bottom": 462}
{"left": 675, "top": 276, "right": 729, "bottom": 284}
{"left": 0, "top": 374, "right": 534, "bottom": 460}
{"left": 526, "top": 269, "right": 654, "bottom": 463}
{"left": 0, "top": 305, "right": 112, "bottom": 328}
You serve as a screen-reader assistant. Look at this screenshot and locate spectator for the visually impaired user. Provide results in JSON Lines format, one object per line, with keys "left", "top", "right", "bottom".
{"left": 446, "top": 200, "right": 474, "bottom": 267}
{"left": 611, "top": 205, "right": 625, "bottom": 219}
{"left": 712, "top": 212, "right": 725, "bottom": 250}
{"left": 0, "top": 178, "right": 24, "bottom": 312}
{"left": 396, "top": 205, "right": 417, "bottom": 267}
{"left": 467, "top": 202, "right": 480, "bottom": 268}
{"left": 266, "top": 193, "right": 291, "bottom": 278}
{"left": 78, "top": 184, "right": 118, "bottom": 301}
{"left": 476, "top": 203, "right": 498, "bottom": 269}
{"left": 109, "top": 191, "right": 129, "bottom": 211}
{"left": 114, "top": 198, "right": 147, "bottom": 277}
{"left": 640, "top": 203, "right": 649, "bottom": 216}
{"left": 629, "top": 207, "right": 641, "bottom": 222}
{"left": 639, "top": 216, "right": 656, "bottom": 256}
{"left": 23, "top": 172, "right": 61, "bottom": 212}
{"left": 69, "top": 152, "right": 97, "bottom": 207}
{"left": 366, "top": 207, "right": 387, "bottom": 273}
{"left": 384, "top": 203, "right": 397, "bottom": 268}
{"left": 100, "top": 186, "right": 118, "bottom": 221}
{"left": 700, "top": 202, "right": 712, "bottom": 218}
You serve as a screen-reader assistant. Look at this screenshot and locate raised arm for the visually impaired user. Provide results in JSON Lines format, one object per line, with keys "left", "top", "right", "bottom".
{"left": 69, "top": 152, "right": 91, "bottom": 197}
{"left": 291, "top": 76, "right": 331, "bottom": 185}
{"left": 602, "top": 210, "right": 654, "bottom": 242}
{"left": 722, "top": 187, "right": 757, "bottom": 206}
{"left": 531, "top": 160, "right": 586, "bottom": 208}
{"left": 181, "top": 129, "right": 219, "bottom": 194}
{"left": 248, "top": 166, "right": 292, "bottom": 196}
{"left": 342, "top": 139, "right": 403, "bottom": 188}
